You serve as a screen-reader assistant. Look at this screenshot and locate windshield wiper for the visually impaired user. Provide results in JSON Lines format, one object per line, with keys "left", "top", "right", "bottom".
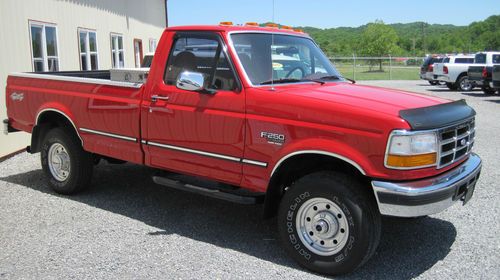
{"left": 260, "top": 78, "right": 325, "bottom": 85}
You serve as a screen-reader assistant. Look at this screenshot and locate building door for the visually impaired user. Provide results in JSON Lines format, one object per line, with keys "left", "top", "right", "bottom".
{"left": 134, "top": 39, "right": 143, "bottom": 67}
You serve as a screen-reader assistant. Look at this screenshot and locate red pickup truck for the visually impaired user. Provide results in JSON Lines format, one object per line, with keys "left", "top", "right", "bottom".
{"left": 4, "top": 24, "right": 482, "bottom": 275}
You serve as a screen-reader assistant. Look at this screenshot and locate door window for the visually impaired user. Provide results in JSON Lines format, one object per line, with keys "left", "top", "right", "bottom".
{"left": 164, "top": 34, "right": 237, "bottom": 91}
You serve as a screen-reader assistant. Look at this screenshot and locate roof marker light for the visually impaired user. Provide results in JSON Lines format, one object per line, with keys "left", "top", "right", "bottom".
{"left": 245, "top": 22, "right": 259, "bottom": 26}
{"left": 281, "top": 25, "right": 293, "bottom": 30}
{"left": 294, "top": 28, "right": 304, "bottom": 33}
{"left": 266, "top": 23, "right": 279, "bottom": 28}
{"left": 219, "top": 21, "right": 233, "bottom": 26}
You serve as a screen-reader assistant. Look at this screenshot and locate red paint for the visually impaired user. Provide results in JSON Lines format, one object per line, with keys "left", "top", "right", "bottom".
{"left": 6, "top": 25, "right": 467, "bottom": 194}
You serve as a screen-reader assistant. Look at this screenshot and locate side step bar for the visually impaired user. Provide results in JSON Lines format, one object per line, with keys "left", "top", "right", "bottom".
{"left": 152, "top": 175, "right": 264, "bottom": 205}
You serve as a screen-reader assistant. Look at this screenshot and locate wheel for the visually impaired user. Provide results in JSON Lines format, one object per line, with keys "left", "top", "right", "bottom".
{"left": 428, "top": 81, "right": 438, "bottom": 85}
{"left": 41, "top": 128, "right": 93, "bottom": 194}
{"left": 482, "top": 86, "right": 496, "bottom": 95}
{"left": 278, "top": 171, "right": 381, "bottom": 275}
{"left": 446, "top": 82, "right": 457, "bottom": 90}
{"left": 457, "top": 76, "right": 473, "bottom": 91}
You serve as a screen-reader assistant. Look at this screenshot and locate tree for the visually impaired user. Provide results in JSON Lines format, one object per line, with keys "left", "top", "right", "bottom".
{"left": 359, "top": 20, "right": 399, "bottom": 71}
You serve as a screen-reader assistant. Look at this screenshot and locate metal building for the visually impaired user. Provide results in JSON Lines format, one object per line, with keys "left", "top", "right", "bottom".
{"left": 0, "top": 0, "right": 167, "bottom": 157}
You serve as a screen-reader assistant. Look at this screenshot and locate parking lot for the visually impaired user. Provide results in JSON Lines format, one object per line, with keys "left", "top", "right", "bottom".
{"left": 0, "top": 80, "right": 499, "bottom": 279}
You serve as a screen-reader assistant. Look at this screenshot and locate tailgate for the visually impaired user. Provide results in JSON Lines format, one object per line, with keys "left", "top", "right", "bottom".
{"left": 433, "top": 63, "right": 444, "bottom": 75}
{"left": 468, "top": 66, "right": 484, "bottom": 81}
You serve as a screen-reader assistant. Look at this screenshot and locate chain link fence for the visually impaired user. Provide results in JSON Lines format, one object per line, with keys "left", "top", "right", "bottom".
{"left": 329, "top": 56, "right": 426, "bottom": 80}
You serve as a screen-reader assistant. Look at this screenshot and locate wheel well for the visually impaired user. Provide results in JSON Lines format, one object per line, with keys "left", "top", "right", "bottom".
{"left": 456, "top": 72, "right": 467, "bottom": 82}
{"left": 30, "top": 110, "right": 81, "bottom": 153}
{"left": 263, "top": 153, "right": 369, "bottom": 218}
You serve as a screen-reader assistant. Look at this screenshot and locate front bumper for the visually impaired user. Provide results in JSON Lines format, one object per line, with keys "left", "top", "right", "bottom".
{"left": 372, "top": 154, "right": 481, "bottom": 217}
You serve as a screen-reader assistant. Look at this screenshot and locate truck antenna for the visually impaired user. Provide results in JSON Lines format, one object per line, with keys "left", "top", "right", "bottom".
{"left": 270, "top": 0, "right": 275, "bottom": 91}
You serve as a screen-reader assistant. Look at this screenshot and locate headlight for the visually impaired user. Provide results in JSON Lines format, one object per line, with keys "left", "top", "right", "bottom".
{"left": 385, "top": 130, "right": 438, "bottom": 169}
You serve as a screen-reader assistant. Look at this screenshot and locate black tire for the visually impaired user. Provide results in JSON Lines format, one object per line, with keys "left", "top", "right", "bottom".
{"left": 277, "top": 171, "right": 381, "bottom": 275}
{"left": 446, "top": 82, "right": 457, "bottom": 90}
{"left": 429, "top": 81, "right": 438, "bottom": 85}
{"left": 41, "top": 128, "right": 93, "bottom": 194}
{"left": 482, "top": 86, "right": 496, "bottom": 95}
{"left": 457, "top": 76, "right": 473, "bottom": 91}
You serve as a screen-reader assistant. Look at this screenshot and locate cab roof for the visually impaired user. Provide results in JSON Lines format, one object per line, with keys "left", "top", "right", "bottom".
{"left": 164, "top": 25, "right": 310, "bottom": 37}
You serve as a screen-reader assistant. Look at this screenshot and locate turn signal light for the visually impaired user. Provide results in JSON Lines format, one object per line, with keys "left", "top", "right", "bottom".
{"left": 219, "top": 21, "right": 233, "bottom": 26}
{"left": 245, "top": 22, "right": 259, "bottom": 26}
{"left": 386, "top": 153, "right": 437, "bottom": 168}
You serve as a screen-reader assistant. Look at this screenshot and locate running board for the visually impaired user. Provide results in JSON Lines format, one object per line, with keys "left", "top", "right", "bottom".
{"left": 152, "top": 174, "right": 264, "bottom": 205}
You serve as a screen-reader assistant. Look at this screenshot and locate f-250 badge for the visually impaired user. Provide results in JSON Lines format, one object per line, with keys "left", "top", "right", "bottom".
{"left": 10, "top": 92, "right": 24, "bottom": 101}
{"left": 261, "top": 131, "right": 285, "bottom": 146}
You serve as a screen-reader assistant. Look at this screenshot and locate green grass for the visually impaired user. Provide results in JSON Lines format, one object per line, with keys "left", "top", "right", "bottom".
{"left": 335, "top": 65, "right": 420, "bottom": 81}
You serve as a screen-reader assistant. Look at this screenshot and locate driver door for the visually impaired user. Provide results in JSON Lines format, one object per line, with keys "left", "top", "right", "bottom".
{"left": 143, "top": 32, "right": 245, "bottom": 185}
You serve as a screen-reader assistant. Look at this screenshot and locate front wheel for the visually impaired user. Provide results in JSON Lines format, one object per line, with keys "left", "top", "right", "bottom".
{"left": 41, "top": 128, "right": 93, "bottom": 194}
{"left": 278, "top": 172, "right": 381, "bottom": 275}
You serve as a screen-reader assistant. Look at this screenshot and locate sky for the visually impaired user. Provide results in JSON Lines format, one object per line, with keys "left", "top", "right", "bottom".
{"left": 168, "top": 0, "right": 500, "bottom": 29}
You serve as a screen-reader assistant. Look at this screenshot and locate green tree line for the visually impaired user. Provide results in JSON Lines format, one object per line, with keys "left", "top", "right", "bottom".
{"left": 298, "top": 15, "right": 500, "bottom": 57}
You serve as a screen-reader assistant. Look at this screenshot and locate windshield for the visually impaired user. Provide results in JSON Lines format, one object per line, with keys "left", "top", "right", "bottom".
{"left": 230, "top": 33, "right": 342, "bottom": 85}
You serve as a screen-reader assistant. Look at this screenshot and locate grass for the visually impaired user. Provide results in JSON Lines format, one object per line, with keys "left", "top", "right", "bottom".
{"left": 335, "top": 65, "right": 420, "bottom": 81}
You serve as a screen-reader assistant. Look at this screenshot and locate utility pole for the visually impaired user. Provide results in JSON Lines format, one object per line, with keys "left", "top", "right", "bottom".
{"left": 421, "top": 22, "right": 427, "bottom": 55}
{"left": 411, "top": 37, "right": 416, "bottom": 57}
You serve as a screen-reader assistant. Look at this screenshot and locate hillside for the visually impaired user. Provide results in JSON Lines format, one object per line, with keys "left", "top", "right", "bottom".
{"left": 296, "top": 15, "right": 499, "bottom": 56}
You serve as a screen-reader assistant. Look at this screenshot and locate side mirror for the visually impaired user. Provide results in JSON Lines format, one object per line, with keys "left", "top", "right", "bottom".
{"left": 176, "top": 71, "right": 205, "bottom": 91}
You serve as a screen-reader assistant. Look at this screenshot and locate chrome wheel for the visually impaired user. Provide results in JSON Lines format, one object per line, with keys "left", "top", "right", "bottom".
{"left": 460, "top": 78, "right": 472, "bottom": 91}
{"left": 48, "top": 143, "right": 71, "bottom": 181}
{"left": 296, "top": 197, "right": 349, "bottom": 256}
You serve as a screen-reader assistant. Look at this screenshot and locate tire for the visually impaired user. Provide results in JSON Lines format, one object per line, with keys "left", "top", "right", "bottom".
{"left": 277, "top": 171, "right": 381, "bottom": 275}
{"left": 457, "top": 76, "right": 473, "bottom": 91}
{"left": 41, "top": 128, "right": 93, "bottom": 194}
{"left": 482, "top": 86, "right": 496, "bottom": 95}
{"left": 446, "top": 82, "right": 457, "bottom": 90}
{"left": 428, "top": 81, "right": 438, "bottom": 85}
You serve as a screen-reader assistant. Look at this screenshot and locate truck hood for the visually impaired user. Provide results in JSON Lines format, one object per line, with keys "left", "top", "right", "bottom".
{"left": 272, "top": 82, "right": 447, "bottom": 117}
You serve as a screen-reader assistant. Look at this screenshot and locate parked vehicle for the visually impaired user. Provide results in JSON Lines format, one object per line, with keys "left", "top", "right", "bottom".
{"left": 468, "top": 52, "right": 500, "bottom": 94}
{"left": 420, "top": 55, "right": 444, "bottom": 85}
{"left": 433, "top": 55, "right": 475, "bottom": 91}
{"left": 492, "top": 65, "right": 500, "bottom": 93}
{"left": 4, "top": 24, "right": 482, "bottom": 276}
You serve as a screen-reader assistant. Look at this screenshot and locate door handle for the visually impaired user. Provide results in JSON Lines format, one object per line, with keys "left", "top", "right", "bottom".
{"left": 151, "top": 95, "right": 169, "bottom": 102}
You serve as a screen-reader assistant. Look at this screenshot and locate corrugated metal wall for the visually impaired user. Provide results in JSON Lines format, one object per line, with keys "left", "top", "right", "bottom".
{"left": 0, "top": 0, "right": 166, "bottom": 156}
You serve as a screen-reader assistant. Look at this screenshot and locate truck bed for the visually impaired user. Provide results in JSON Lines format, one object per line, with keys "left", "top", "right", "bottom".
{"left": 10, "top": 70, "right": 144, "bottom": 88}
{"left": 468, "top": 65, "right": 486, "bottom": 82}
{"left": 6, "top": 71, "right": 144, "bottom": 164}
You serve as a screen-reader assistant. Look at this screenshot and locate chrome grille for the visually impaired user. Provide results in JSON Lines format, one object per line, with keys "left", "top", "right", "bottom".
{"left": 438, "top": 118, "right": 475, "bottom": 168}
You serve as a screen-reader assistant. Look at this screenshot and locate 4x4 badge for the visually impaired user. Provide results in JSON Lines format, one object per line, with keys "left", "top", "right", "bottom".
{"left": 10, "top": 92, "right": 24, "bottom": 101}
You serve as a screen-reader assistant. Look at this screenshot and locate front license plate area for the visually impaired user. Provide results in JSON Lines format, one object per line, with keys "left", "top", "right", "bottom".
{"left": 461, "top": 182, "right": 476, "bottom": 205}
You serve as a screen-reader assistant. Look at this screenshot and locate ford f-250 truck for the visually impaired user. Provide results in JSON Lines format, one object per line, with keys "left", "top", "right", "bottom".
{"left": 4, "top": 24, "right": 482, "bottom": 276}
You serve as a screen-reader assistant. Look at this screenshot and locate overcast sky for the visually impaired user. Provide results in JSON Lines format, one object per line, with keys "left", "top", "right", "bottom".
{"left": 168, "top": 0, "right": 500, "bottom": 28}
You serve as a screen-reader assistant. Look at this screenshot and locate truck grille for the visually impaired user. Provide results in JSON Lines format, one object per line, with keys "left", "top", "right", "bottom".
{"left": 438, "top": 118, "right": 475, "bottom": 168}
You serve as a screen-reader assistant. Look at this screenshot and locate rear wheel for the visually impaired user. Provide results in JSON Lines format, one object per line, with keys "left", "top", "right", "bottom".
{"left": 458, "top": 76, "right": 473, "bottom": 91}
{"left": 278, "top": 171, "right": 381, "bottom": 275}
{"left": 41, "top": 128, "right": 93, "bottom": 194}
{"left": 429, "top": 81, "right": 438, "bottom": 85}
{"left": 482, "top": 86, "right": 496, "bottom": 95}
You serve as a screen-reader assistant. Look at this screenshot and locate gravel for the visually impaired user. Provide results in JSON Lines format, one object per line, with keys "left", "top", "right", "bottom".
{"left": 1, "top": 80, "right": 499, "bottom": 279}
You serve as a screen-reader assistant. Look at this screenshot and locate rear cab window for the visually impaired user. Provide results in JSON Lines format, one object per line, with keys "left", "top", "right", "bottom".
{"left": 474, "top": 54, "right": 487, "bottom": 64}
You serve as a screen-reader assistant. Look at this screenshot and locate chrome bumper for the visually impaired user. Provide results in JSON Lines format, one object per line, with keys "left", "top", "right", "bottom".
{"left": 372, "top": 154, "right": 482, "bottom": 217}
